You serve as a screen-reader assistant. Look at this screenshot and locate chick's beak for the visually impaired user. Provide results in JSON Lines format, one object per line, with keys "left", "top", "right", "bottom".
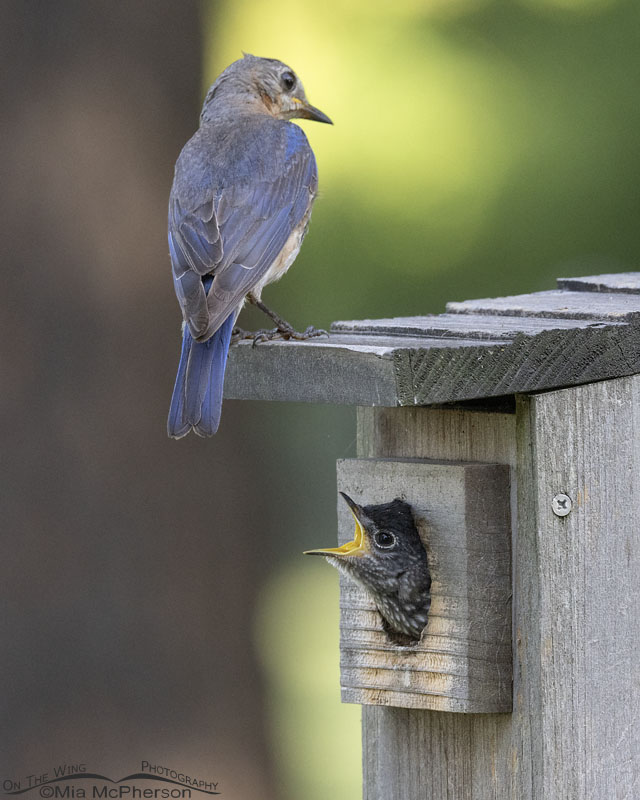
{"left": 304, "top": 492, "right": 368, "bottom": 556}
{"left": 292, "top": 97, "right": 333, "bottom": 124}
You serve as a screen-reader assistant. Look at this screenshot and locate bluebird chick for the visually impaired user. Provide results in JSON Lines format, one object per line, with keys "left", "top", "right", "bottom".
{"left": 167, "top": 54, "right": 331, "bottom": 438}
{"left": 305, "top": 493, "right": 431, "bottom": 642}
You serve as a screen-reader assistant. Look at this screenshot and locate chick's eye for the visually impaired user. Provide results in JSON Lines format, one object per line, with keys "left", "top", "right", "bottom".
{"left": 373, "top": 531, "right": 397, "bottom": 550}
{"left": 281, "top": 71, "right": 296, "bottom": 91}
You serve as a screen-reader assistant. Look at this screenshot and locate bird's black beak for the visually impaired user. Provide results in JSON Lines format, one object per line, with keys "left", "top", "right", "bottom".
{"left": 296, "top": 100, "right": 333, "bottom": 124}
{"left": 304, "top": 492, "right": 368, "bottom": 557}
{"left": 338, "top": 491, "right": 361, "bottom": 516}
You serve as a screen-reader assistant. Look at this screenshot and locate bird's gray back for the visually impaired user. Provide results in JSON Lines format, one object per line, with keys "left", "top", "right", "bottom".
{"left": 168, "top": 115, "right": 318, "bottom": 340}
{"left": 172, "top": 115, "right": 287, "bottom": 208}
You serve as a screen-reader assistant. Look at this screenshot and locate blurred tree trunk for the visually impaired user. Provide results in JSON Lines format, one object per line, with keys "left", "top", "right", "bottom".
{"left": 0, "top": 3, "right": 275, "bottom": 798}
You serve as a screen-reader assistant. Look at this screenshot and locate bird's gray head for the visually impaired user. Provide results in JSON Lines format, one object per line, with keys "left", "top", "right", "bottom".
{"left": 201, "top": 53, "right": 332, "bottom": 125}
{"left": 305, "top": 493, "right": 432, "bottom": 642}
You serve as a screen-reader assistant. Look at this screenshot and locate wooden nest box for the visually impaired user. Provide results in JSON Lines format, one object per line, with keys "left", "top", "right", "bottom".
{"left": 226, "top": 273, "right": 640, "bottom": 800}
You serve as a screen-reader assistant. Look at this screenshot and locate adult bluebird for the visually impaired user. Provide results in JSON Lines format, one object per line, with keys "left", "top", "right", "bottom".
{"left": 167, "top": 54, "right": 331, "bottom": 438}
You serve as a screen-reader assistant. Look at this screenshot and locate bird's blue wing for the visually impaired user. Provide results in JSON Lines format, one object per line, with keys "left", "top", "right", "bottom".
{"left": 169, "top": 121, "right": 317, "bottom": 341}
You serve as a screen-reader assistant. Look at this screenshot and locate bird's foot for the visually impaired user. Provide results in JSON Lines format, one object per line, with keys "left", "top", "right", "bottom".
{"left": 244, "top": 294, "right": 328, "bottom": 344}
{"left": 231, "top": 326, "right": 254, "bottom": 345}
{"left": 252, "top": 324, "right": 328, "bottom": 346}
{"left": 232, "top": 320, "right": 328, "bottom": 347}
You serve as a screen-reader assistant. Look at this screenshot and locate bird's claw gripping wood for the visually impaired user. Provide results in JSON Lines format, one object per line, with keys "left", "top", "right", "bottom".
{"left": 251, "top": 324, "right": 328, "bottom": 346}
{"left": 230, "top": 326, "right": 252, "bottom": 345}
{"left": 246, "top": 293, "right": 328, "bottom": 343}
{"left": 232, "top": 324, "right": 328, "bottom": 346}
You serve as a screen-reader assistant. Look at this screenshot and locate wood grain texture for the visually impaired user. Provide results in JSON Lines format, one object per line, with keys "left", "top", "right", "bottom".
{"left": 356, "top": 407, "right": 517, "bottom": 465}
{"left": 359, "top": 407, "right": 516, "bottom": 800}
{"left": 446, "top": 289, "right": 640, "bottom": 319}
{"left": 331, "top": 313, "right": 617, "bottom": 340}
{"left": 400, "top": 324, "right": 640, "bottom": 406}
{"left": 514, "top": 376, "right": 640, "bottom": 800}
{"left": 224, "top": 321, "right": 640, "bottom": 407}
{"left": 557, "top": 272, "right": 640, "bottom": 293}
{"left": 224, "top": 334, "right": 401, "bottom": 406}
{"left": 336, "top": 458, "right": 512, "bottom": 713}
{"left": 360, "top": 380, "right": 640, "bottom": 799}
{"left": 225, "top": 273, "right": 640, "bottom": 407}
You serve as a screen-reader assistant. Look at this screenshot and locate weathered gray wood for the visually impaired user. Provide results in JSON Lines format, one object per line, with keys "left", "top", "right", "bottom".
{"left": 360, "top": 378, "right": 640, "bottom": 800}
{"left": 225, "top": 334, "right": 402, "bottom": 405}
{"left": 558, "top": 272, "right": 640, "bottom": 293}
{"left": 446, "top": 289, "right": 640, "bottom": 319}
{"left": 356, "top": 407, "right": 517, "bottom": 465}
{"left": 224, "top": 321, "right": 640, "bottom": 407}
{"left": 359, "top": 407, "right": 517, "bottom": 800}
{"left": 225, "top": 273, "right": 640, "bottom": 407}
{"left": 331, "top": 312, "right": 620, "bottom": 340}
{"left": 514, "top": 377, "right": 640, "bottom": 800}
{"left": 401, "top": 324, "right": 640, "bottom": 405}
{"left": 336, "top": 458, "right": 512, "bottom": 713}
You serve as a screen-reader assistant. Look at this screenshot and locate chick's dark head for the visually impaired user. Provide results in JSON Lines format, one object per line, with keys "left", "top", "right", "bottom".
{"left": 305, "top": 493, "right": 431, "bottom": 641}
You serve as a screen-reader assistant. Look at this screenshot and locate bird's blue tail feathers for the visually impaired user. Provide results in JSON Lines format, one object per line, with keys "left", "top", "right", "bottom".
{"left": 167, "top": 313, "right": 235, "bottom": 438}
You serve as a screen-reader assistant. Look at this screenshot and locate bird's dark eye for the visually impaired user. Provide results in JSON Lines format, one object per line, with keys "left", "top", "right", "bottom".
{"left": 373, "top": 531, "right": 397, "bottom": 550}
{"left": 281, "top": 71, "right": 296, "bottom": 91}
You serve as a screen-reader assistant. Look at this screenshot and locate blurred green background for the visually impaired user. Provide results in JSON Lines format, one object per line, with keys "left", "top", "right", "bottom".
{"left": 2, "top": 1, "right": 639, "bottom": 799}
{"left": 207, "top": 0, "right": 640, "bottom": 329}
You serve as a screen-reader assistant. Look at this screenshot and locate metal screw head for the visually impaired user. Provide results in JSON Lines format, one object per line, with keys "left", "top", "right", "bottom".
{"left": 552, "top": 493, "right": 572, "bottom": 517}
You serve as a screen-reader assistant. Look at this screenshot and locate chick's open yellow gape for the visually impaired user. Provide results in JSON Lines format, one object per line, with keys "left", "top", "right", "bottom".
{"left": 304, "top": 506, "right": 368, "bottom": 557}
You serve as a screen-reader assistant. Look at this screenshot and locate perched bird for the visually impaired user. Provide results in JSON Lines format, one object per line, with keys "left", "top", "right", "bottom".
{"left": 167, "top": 54, "right": 331, "bottom": 438}
{"left": 305, "top": 493, "right": 431, "bottom": 642}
